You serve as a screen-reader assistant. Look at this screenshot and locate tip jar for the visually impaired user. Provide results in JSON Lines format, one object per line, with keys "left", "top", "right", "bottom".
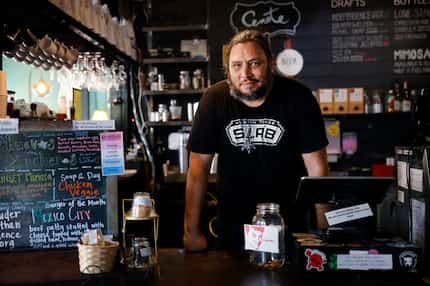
{"left": 248, "top": 203, "right": 285, "bottom": 269}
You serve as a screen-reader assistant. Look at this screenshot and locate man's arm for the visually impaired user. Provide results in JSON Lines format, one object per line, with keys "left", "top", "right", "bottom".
{"left": 302, "top": 147, "right": 329, "bottom": 176}
{"left": 183, "top": 151, "right": 214, "bottom": 251}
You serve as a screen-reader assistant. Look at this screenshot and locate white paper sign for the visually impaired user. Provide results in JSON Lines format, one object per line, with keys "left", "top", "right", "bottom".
{"left": 73, "top": 120, "right": 115, "bottom": 130}
{"left": 100, "top": 131, "right": 125, "bottom": 176}
{"left": 337, "top": 254, "right": 393, "bottom": 270}
{"left": 325, "top": 203, "right": 373, "bottom": 226}
{"left": 411, "top": 198, "right": 426, "bottom": 248}
{"left": 397, "top": 161, "right": 408, "bottom": 188}
{"left": 410, "top": 168, "right": 423, "bottom": 192}
{"left": 244, "top": 224, "right": 279, "bottom": 253}
{"left": 0, "top": 118, "right": 19, "bottom": 134}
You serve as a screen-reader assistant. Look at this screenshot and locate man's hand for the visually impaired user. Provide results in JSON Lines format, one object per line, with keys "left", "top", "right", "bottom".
{"left": 183, "top": 229, "right": 208, "bottom": 252}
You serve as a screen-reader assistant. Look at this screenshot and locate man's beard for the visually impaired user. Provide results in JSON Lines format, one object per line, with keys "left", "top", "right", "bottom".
{"left": 228, "top": 74, "right": 273, "bottom": 102}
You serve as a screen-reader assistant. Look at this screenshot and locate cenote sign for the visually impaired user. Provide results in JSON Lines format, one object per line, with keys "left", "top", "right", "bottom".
{"left": 230, "top": 1, "right": 301, "bottom": 38}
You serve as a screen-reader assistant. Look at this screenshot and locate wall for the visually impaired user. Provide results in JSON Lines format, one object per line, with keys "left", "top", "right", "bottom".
{"left": 3, "top": 56, "right": 59, "bottom": 109}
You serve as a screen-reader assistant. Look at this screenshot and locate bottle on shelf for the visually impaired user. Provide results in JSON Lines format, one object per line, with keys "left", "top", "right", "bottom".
{"left": 385, "top": 89, "right": 395, "bottom": 113}
{"left": 371, "top": 89, "right": 383, "bottom": 113}
{"left": 393, "top": 81, "right": 402, "bottom": 112}
{"left": 364, "top": 91, "right": 373, "bottom": 114}
{"left": 401, "top": 80, "right": 411, "bottom": 112}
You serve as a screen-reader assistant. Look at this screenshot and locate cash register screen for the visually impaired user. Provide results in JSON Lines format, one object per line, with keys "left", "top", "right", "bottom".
{"left": 295, "top": 176, "right": 395, "bottom": 234}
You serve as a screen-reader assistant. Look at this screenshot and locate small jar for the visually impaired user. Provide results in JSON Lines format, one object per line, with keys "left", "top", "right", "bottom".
{"left": 169, "top": 99, "right": 182, "bottom": 120}
{"left": 179, "top": 71, "right": 191, "bottom": 89}
{"left": 158, "top": 104, "right": 170, "bottom": 122}
{"left": 192, "top": 69, "right": 204, "bottom": 89}
{"left": 249, "top": 203, "right": 285, "bottom": 269}
{"left": 132, "top": 237, "right": 152, "bottom": 268}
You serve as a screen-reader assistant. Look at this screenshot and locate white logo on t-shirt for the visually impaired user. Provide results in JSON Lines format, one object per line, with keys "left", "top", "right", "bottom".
{"left": 226, "top": 118, "right": 285, "bottom": 153}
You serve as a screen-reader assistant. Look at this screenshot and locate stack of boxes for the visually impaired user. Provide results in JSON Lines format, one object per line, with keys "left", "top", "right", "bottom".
{"left": 317, "top": 88, "right": 365, "bottom": 115}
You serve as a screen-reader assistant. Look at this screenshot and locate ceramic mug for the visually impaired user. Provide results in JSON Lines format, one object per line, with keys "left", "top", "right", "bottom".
{"left": 38, "top": 35, "right": 58, "bottom": 56}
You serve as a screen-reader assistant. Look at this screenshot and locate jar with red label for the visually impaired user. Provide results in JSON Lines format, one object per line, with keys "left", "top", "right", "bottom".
{"left": 248, "top": 203, "right": 285, "bottom": 269}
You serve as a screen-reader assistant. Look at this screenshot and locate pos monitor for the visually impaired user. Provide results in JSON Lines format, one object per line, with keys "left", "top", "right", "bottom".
{"left": 295, "top": 176, "right": 395, "bottom": 241}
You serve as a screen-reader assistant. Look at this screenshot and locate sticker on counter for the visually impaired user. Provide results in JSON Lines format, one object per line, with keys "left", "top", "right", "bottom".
{"left": 100, "top": 131, "right": 125, "bottom": 176}
{"left": 0, "top": 118, "right": 19, "bottom": 134}
{"left": 337, "top": 253, "right": 393, "bottom": 270}
{"left": 304, "top": 248, "right": 327, "bottom": 272}
{"left": 399, "top": 251, "right": 418, "bottom": 272}
{"left": 244, "top": 224, "right": 279, "bottom": 253}
{"left": 325, "top": 203, "right": 373, "bottom": 226}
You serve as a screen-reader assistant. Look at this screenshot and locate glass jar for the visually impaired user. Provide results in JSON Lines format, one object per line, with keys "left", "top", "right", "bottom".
{"left": 249, "top": 203, "right": 285, "bottom": 269}
{"left": 192, "top": 69, "right": 204, "bottom": 89}
{"left": 157, "top": 104, "right": 170, "bottom": 122}
{"left": 179, "top": 70, "right": 191, "bottom": 90}
{"left": 132, "top": 237, "right": 152, "bottom": 269}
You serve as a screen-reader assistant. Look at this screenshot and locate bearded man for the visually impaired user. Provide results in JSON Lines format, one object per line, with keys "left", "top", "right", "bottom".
{"left": 184, "top": 29, "right": 329, "bottom": 252}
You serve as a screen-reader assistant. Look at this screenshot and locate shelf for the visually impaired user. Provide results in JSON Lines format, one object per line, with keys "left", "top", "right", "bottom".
{"left": 142, "top": 24, "right": 208, "bottom": 32}
{"left": 143, "top": 57, "right": 209, "bottom": 64}
{"left": 143, "top": 89, "right": 206, "bottom": 96}
{"left": 323, "top": 112, "right": 413, "bottom": 119}
{"left": 146, "top": 121, "right": 192, "bottom": 127}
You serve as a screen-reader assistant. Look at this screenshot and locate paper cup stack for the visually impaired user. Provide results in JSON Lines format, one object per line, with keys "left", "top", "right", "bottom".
{"left": 0, "top": 71, "right": 7, "bottom": 118}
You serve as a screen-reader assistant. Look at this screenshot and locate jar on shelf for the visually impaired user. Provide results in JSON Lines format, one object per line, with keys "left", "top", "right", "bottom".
{"left": 192, "top": 69, "right": 204, "bottom": 89}
{"left": 248, "top": 203, "right": 285, "bottom": 269}
{"left": 179, "top": 70, "right": 191, "bottom": 90}
{"left": 169, "top": 99, "right": 182, "bottom": 120}
{"left": 157, "top": 104, "right": 170, "bottom": 122}
{"left": 131, "top": 237, "right": 152, "bottom": 269}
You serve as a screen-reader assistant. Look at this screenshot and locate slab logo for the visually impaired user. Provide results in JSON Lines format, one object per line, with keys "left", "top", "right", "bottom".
{"left": 230, "top": 1, "right": 301, "bottom": 38}
{"left": 399, "top": 251, "right": 418, "bottom": 272}
{"left": 304, "top": 248, "right": 327, "bottom": 272}
{"left": 226, "top": 118, "right": 284, "bottom": 154}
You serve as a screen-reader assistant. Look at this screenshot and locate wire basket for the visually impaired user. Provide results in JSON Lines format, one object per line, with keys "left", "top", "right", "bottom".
{"left": 77, "top": 240, "right": 119, "bottom": 274}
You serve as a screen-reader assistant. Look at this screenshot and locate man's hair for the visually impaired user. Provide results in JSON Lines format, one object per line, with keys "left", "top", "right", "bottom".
{"left": 224, "top": 29, "right": 273, "bottom": 75}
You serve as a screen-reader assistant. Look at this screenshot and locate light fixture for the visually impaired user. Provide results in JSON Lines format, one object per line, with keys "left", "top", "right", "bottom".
{"left": 91, "top": 109, "right": 109, "bottom": 120}
{"left": 32, "top": 79, "right": 51, "bottom": 97}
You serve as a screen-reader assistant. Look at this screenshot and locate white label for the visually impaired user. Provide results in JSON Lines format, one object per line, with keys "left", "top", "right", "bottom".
{"left": 244, "top": 224, "right": 279, "bottom": 253}
{"left": 397, "top": 161, "right": 408, "bottom": 188}
{"left": 0, "top": 119, "right": 19, "bottom": 134}
{"left": 139, "top": 247, "right": 152, "bottom": 257}
{"left": 318, "top": 89, "right": 333, "bottom": 103}
{"left": 325, "top": 203, "right": 373, "bottom": 226}
{"left": 397, "top": 189, "right": 405, "bottom": 203}
{"left": 73, "top": 120, "right": 115, "bottom": 130}
{"left": 411, "top": 199, "right": 426, "bottom": 248}
{"left": 334, "top": 89, "right": 348, "bottom": 102}
{"left": 410, "top": 168, "right": 423, "bottom": 192}
{"left": 337, "top": 254, "right": 393, "bottom": 270}
{"left": 276, "top": 48, "right": 304, "bottom": 77}
{"left": 349, "top": 88, "right": 364, "bottom": 102}
{"left": 134, "top": 197, "right": 152, "bottom": 206}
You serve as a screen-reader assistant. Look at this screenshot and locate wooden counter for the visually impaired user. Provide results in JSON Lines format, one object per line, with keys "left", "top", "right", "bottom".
{"left": 0, "top": 248, "right": 427, "bottom": 285}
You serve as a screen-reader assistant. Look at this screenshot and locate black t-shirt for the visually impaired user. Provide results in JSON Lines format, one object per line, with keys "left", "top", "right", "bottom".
{"left": 188, "top": 75, "right": 328, "bottom": 249}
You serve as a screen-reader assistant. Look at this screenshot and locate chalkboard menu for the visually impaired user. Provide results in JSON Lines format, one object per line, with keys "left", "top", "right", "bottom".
{"left": 209, "top": 0, "right": 430, "bottom": 89}
{"left": 0, "top": 131, "right": 107, "bottom": 250}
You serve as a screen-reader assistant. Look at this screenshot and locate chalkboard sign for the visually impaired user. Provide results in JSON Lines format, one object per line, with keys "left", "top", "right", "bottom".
{"left": 209, "top": 0, "right": 430, "bottom": 89}
{"left": 0, "top": 131, "right": 108, "bottom": 250}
